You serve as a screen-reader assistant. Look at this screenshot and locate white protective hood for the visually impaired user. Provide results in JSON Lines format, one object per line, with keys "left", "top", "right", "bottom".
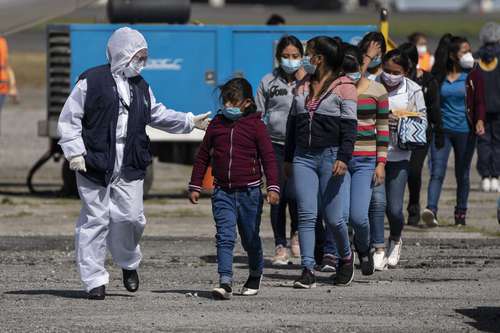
{"left": 106, "top": 27, "right": 148, "bottom": 74}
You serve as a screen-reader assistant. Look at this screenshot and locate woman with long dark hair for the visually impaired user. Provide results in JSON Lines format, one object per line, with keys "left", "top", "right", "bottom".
{"left": 398, "top": 42, "right": 442, "bottom": 225}
{"left": 372, "top": 49, "right": 427, "bottom": 269}
{"left": 284, "top": 36, "right": 357, "bottom": 288}
{"left": 422, "top": 34, "right": 486, "bottom": 226}
{"left": 322, "top": 43, "right": 389, "bottom": 275}
{"left": 255, "top": 35, "right": 304, "bottom": 265}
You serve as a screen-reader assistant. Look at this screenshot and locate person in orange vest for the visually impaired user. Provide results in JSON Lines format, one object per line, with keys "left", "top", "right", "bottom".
{"left": 408, "top": 32, "right": 435, "bottom": 72}
{"left": 0, "top": 36, "right": 19, "bottom": 135}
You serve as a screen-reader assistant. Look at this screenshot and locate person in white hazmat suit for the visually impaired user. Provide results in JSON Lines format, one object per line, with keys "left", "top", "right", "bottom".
{"left": 57, "top": 27, "right": 210, "bottom": 300}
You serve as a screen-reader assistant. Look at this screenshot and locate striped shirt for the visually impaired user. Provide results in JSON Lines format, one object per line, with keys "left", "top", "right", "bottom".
{"left": 353, "top": 80, "right": 389, "bottom": 164}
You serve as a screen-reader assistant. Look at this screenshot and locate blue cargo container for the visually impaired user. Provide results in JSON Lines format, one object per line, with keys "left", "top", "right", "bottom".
{"left": 35, "top": 23, "right": 374, "bottom": 194}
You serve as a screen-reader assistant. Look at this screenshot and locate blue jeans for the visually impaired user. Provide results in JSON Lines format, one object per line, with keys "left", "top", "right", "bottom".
{"left": 270, "top": 143, "right": 299, "bottom": 247}
{"left": 292, "top": 146, "right": 351, "bottom": 270}
{"left": 427, "top": 131, "right": 476, "bottom": 214}
{"left": 211, "top": 186, "right": 264, "bottom": 285}
{"left": 369, "top": 160, "right": 409, "bottom": 244}
{"left": 324, "top": 156, "right": 376, "bottom": 256}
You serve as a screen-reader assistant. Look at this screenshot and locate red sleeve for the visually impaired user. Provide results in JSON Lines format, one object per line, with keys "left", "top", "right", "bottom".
{"left": 188, "top": 124, "right": 213, "bottom": 192}
{"left": 255, "top": 119, "right": 280, "bottom": 193}
{"left": 473, "top": 70, "right": 486, "bottom": 123}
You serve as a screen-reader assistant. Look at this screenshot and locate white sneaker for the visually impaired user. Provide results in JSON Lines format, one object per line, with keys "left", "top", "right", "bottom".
{"left": 491, "top": 178, "right": 499, "bottom": 192}
{"left": 482, "top": 178, "right": 492, "bottom": 192}
{"left": 387, "top": 239, "right": 402, "bottom": 268}
{"left": 373, "top": 250, "right": 387, "bottom": 271}
{"left": 421, "top": 208, "right": 438, "bottom": 227}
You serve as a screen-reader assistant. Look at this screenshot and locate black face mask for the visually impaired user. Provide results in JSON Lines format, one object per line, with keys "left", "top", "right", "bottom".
{"left": 478, "top": 43, "right": 500, "bottom": 63}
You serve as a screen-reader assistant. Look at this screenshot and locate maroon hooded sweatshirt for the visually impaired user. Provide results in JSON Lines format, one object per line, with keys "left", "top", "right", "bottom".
{"left": 189, "top": 112, "right": 280, "bottom": 193}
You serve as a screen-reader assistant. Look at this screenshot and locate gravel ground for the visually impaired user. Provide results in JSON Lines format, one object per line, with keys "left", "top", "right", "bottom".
{"left": 0, "top": 236, "right": 499, "bottom": 332}
{"left": 0, "top": 90, "right": 500, "bottom": 331}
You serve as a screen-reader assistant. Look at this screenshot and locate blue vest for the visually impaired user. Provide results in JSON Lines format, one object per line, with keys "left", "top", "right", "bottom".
{"left": 78, "top": 64, "right": 152, "bottom": 186}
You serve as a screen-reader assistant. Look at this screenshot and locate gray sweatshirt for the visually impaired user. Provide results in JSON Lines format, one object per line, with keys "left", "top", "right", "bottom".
{"left": 255, "top": 69, "right": 297, "bottom": 145}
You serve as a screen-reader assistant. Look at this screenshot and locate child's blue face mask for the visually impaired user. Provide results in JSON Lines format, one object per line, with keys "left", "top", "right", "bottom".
{"left": 221, "top": 106, "right": 243, "bottom": 121}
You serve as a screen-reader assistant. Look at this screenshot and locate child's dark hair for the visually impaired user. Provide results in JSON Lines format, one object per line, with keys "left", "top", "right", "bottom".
{"left": 358, "top": 31, "right": 387, "bottom": 56}
{"left": 408, "top": 32, "right": 426, "bottom": 45}
{"left": 432, "top": 33, "right": 469, "bottom": 84}
{"left": 275, "top": 35, "right": 304, "bottom": 62}
{"left": 219, "top": 78, "right": 256, "bottom": 113}
{"left": 383, "top": 49, "right": 410, "bottom": 73}
{"left": 341, "top": 42, "right": 363, "bottom": 74}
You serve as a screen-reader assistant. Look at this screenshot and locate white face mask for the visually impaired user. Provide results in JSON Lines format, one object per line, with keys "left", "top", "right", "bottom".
{"left": 459, "top": 52, "right": 475, "bottom": 69}
{"left": 381, "top": 71, "right": 404, "bottom": 87}
{"left": 417, "top": 45, "right": 427, "bottom": 56}
{"left": 123, "top": 58, "right": 146, "bottom": 78}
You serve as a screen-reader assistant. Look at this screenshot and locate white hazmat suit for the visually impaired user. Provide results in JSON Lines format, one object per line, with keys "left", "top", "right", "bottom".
{"left": 58, "top": 27, "right": 208, "bottom": 292}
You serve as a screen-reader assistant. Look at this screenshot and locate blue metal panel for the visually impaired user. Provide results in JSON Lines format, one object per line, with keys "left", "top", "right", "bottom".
{"left": 70, "top": 24, "right": 218, "bottom": 115}
{"left": 68, "top": 24, "right": 375, "bottom": 117}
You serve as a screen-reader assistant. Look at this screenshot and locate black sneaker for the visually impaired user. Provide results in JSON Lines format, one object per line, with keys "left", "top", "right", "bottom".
{"left": 454, "top": 212, "right": 466, "bottom": 226}
{"left": 359, "top": 251, "right": 374, "bottom": 276}
{"left": 241, "top": 275, "right": 262, "bottom": 296}
{"left": 88, "top": 285, "right": 105, "bottom": 300}
{"left": 407, "top": 204, "right": 420, "bottom": 226}
{"left": 334, "top": 252, "right": 355, "bottom": 286}
{"left": 320, "top": 254, "right": 337, "bottom": 273}
{"left": 212, "top": 283, "right": 232, "bottom": 300}
{"left": 293, "top": 268, "right": 316, "bottom": 289}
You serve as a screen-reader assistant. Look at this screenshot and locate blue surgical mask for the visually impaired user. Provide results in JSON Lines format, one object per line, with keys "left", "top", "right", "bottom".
{"left": 220, "top": 107, "right": 243, "bottom": 121}
{"left": 368, "top": 56, "right": 382, "bottom": 69}
{"left": 301, "top": 56, "right": 317, "bottom": 74}
{"left": 347, "top": 72, "right": 362, "bottom": 83}
{"left": 281, "top": 58, "right": 302, "bottom": 74}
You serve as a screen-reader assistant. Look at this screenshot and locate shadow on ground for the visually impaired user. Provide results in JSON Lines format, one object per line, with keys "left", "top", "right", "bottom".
{"left": 151, "top": 289, "right": 213, "bottom": 300}
{"left": 455, "top": 306, "right": 500, "bottom": 332}
{"left": 4, "top": 289, "right": 134, "bottom": 299}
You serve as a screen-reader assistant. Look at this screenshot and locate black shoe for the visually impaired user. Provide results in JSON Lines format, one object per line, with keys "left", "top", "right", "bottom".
{"left": 293, "top": 268, "right": 316, "bottom": 289}
{"left": 212, "top": 283, "right": 233, "bottom": 300}
{"left": 359, "top": 251, "right": 374, "bottom": 276}
{"left": 123, "top": 269, "right": 139, "bottom": 292}
{"left": 88, "top": 285, "right": 105, "bottom": 300}
{"left": 454, "top": 209, "right": 467, "bottom": 226}
{"left": 407, "top": 204, "right": 421, "bottom": 226}
{"left": 454, "top": 214, "right": 466, "bottom": 226}
{"left": 335, "top": 252, "right": 355, "bottom": 286}
{"left": 241, "top": 275, "right": 262, "bottom": 296}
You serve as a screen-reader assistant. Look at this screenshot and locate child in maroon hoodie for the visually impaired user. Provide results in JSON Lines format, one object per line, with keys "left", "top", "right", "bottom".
{"left": 188, "top": 78, "right": 280, "bottom": 300}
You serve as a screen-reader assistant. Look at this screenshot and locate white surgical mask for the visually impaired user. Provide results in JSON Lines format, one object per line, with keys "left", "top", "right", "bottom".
{"left": 459, "top": 52, "right": 475, "bottom": 69}
{"left": 417, "top": 45, "right": 427, "bottom": 56}
{"left": 124, "top": 58, "right": 145, "bottom": 78}
{"left": 381, "top": 71, "right": 404, "bottom": 87}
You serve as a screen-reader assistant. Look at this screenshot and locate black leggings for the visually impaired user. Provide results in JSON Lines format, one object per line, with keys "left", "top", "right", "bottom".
{"left": 407, "top": 144, "right": 429, "bottom": 208}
